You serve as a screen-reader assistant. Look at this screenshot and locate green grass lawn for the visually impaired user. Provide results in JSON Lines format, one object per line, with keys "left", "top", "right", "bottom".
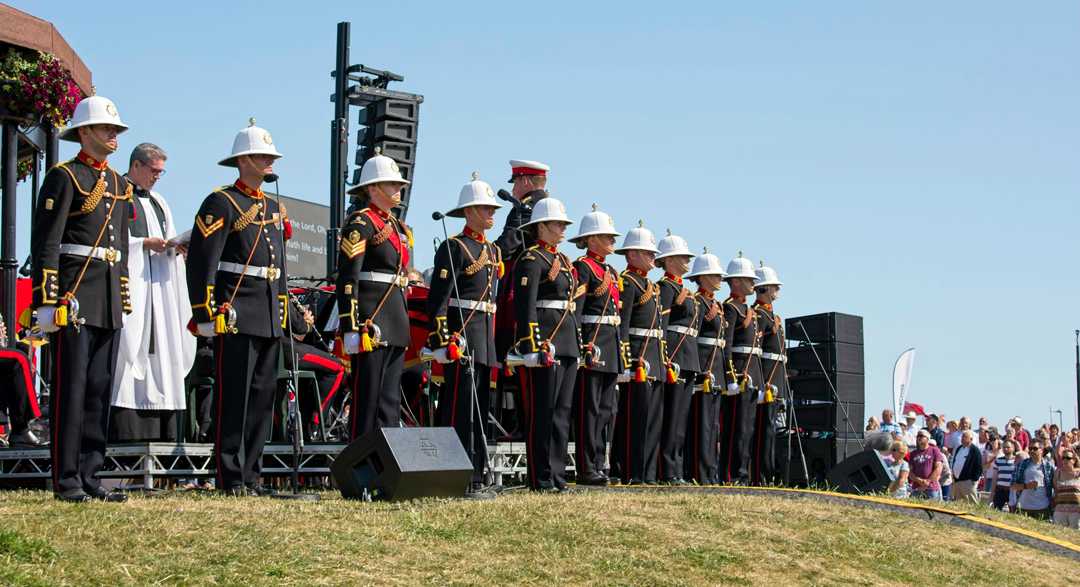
{"left": 0, "top": 488, "right": 1076, "bottom": 585}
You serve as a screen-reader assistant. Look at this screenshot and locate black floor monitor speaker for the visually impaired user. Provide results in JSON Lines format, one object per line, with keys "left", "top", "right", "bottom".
{"left": 332, "top": 427, "right": 473, "bottom": 501}
{"left": 826, "top": 449, "right": 894, "bottom": 495}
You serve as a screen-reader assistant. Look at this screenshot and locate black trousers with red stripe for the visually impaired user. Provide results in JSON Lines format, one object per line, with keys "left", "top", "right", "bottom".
{"left": 521, "top": 357, "right": 577, "bottom": 490}
{"left": 214, "top": 333, "right": 279, "bottom": 490}
{"left": 349, "top": 346, "right": 405, "bottom": 441}
{"left": 719, "top": 390, "right": 758, "bottom": 483}
{"left": 0, "top": 347, "right": 42, "bottom": 430}
{"left": 611, "top": 379, "right": 663, "bottom": 483}
{"left": 750, "top": 401, "right": 777, "bottom": 485}
{"left": 659, "top": 374, "right": 696, "bottom": 481}
{"left": 573, "top": 369, "right": 617, "bottom": 478}
{"left": 685, "top": 389, "right": 721, "bottom": 483}
{"left": 438, "top": 361, "right": 491, "bottom": 482}
{"left": 50, "top": 325, "right": 119, "bottom": 494}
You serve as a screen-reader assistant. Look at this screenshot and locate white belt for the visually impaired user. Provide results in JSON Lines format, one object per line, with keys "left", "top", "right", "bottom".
{"left": 449, "top": 298, "right": 496, "bottom": 313}
{"left": 357, "top": 271, "right": 408, "bottom": 288}
{"left": 730, "top": 346, "right": 762, "bottom": 356}
{"left": 667, "top": 325, "right": 699, "bottom": 337}
{"left": 697, "top": 337, "right": 726, "bottom": 348}
{"left": 628, "top": 328, "right": 663, "bottom": 338}
{"left": 761, "top": 352, "right": 787, "bottom": 362}
{"left": 59, "top": 243, "right": 122, "bottom": 264}
{"left": 218, "top": 261, "right": 280, "bottom": 280}
{"left": 537, "top": 300, "right": 575, "bottom": 311}
{"left": 581, "top": 314, "right": 620, "bottom": 326}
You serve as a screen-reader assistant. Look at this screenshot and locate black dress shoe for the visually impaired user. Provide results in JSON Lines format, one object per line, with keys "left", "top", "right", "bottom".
{"left": 577, "top": 474, "right": 608, "bottom": 486}
{"left": 626, "top": 478, "right": 643, "bottom": 486}
{"left": 670, "top": 478, "right": 690, "bottom": 486}
{"left": 222, "top": 485, "right": 248, "bottom": 497}
{"left": 86, "top": 487, "right": 128, "bottom": 502}
{"left": 533, "top": 485, "right": 560, "bottom": 494}
{"left": 8, "top": 428, "right": 47, "bottom": 447}
{"left": 247, "top": 485, "right": 278, "bottom": 497}
{"left": 54, "top": 489, "right": 92, "bottom": 503}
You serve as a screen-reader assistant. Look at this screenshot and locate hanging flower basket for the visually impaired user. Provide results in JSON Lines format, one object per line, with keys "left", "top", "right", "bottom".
{"left": 1, "top": 48, "right": 83, "bottom": 181}
{"left": 1, "top": 48, "right": 83, "bottom": 127}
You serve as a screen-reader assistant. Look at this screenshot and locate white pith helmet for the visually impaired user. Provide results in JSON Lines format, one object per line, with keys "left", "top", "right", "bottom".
{"left": 725, "top": 251, "right": 757, "bottom": 280}
{"left": 348, "top": 148, "right": 410, "bottom": 194}
{"left": 218, "top": 118, "right": 283, "bottom": 167}
{"left": 447, "top": 172, "right": 501, "bottom": 218}
{"left": 686, "top": 247, "right": 727, "bottom": 278}
{"left": 615, "top": 220, "right": 660, "bottom": 254}
{"left": 521, "top": 197, "right": 572, "bottom": 227}
{"left": 754, "top": 261, "right": 783, "bottom": 287}
{"left": 569, "top": 203, "right": 621, "bottom": 244}
{"left": 60, "top": 95, "right": 129, "bottom": 142}
{"left": 654, "top": 229, "right": 694, "bottom": 261}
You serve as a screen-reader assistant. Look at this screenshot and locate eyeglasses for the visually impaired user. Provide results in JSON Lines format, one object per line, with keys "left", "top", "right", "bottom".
{"left": 137, "top": 161, "right": 166, "bottom": 176}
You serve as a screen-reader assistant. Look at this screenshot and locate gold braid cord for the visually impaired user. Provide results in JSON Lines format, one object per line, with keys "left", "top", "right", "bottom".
{"left": 546, "top": 253, "right": 563, "bottom": 282}
{"left": 453, "top": 239, "right": 493, "bottom": 276}
{"left": 703, "top": 299, "right": 720, "bottom": 321}
{"left": 370, "top": 220, "right": 394, "bottom": 246}
{"left": 590, "top": 270, "right": 613, "bottom": 297}
{"left": 78, "top": 174, "right": 108, "bottom": 215}
{"left": 232, "top": 203, "right": 261, "bottom": 232}
{"left": 636, "top": 281, "right": 658, "bottom": 306}
{"left": 675, "top": 285, "right": 690, "bottom": 305}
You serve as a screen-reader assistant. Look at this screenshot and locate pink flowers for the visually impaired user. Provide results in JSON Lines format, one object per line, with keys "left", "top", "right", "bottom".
{"left": 1, "top": 49, "right": 83, "bottom": 128}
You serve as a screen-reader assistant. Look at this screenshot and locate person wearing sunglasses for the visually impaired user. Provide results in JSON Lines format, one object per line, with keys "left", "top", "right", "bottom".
{"left": 1052, "top": 448, "right": 1080, "bottom": 528}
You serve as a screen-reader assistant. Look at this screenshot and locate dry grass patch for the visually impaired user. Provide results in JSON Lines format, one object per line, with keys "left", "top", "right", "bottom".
{"left": 0, "top": 489, "right": 1074, "bottom": 585}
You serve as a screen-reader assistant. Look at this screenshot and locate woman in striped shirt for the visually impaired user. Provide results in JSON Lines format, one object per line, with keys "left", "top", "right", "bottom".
{"left": 990, "top": 439, "right": 1018, "bottom": 510}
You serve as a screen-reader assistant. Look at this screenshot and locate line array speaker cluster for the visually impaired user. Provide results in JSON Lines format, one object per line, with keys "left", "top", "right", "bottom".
{"left": 783, "top": 312, "right": 866, "bottom": 484}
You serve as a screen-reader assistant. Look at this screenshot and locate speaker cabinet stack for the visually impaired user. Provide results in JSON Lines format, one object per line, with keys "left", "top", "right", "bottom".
{"left": 783, "top": 312, "right": 866, "bottom": 486}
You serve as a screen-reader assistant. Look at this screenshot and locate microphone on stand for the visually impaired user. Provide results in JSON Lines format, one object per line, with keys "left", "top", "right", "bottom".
{"left": 496, "top": 189, "right": 527, "bottom": 211}
{"left": 432, "top": 211, "right": 445, "bottom": 221}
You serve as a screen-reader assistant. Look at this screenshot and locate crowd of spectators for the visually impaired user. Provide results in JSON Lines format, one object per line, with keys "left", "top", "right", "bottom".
{"left": 868, "top": 410, "right": 1080, "bottom": 529}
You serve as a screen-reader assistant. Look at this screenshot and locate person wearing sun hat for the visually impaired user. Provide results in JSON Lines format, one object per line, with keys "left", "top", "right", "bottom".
{"left": 609, "top": 221, "right": 664, "bottom": 485}
{"left": 33, "top": 93, "right": 133, "bottom": 503}
{"left": 425, "top": 172, "right": 502, "bottom": 496}
{"left": 750, "top": 260, "right": 785, "bottom": 485}
{"left": 654, "top": 230, "right": 698, "bottom": 486}
{"left": 336, "top": 150, "right": 413, "bottom": 444}
{"left": 719, "top": 251, "right": 762, "bottom": 485}
{"left": 509, "top": 197, "right": 579, "bottom": 492}
{"left": 683, "top": 248, "right": 727, "bottom": 484}
{"left": 186, "top": 118, "right": 288, "bottom": 496}
{"left": 567, "top": 204, "right": 623, "bottom": 486}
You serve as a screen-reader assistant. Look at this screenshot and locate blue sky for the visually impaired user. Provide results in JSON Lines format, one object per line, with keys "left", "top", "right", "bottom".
{"left": 13, "top": 1, "right": 1080, "bottom": 430}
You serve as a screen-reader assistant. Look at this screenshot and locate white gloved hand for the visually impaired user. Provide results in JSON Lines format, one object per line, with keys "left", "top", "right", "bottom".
{"left": 726, "top": 382, "right": 740, "bottom": 395}
{"left": 522, "top": 352, "right": 543, "bottom": 368}
{"left": 616, "top": 370, "right": 632, "bottom": 383}
{"left": 196, "top": 322, "right": 217, "bottom": 338}
{"left": 343, "top": 331, "right": 360, "bottom": 355}
{"left": 36, "top": 307, "right": 60, "bottom": 333}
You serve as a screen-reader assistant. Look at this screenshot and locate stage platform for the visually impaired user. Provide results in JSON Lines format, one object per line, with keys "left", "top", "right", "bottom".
{"left": 0, "top": 441, "right": 576, "bottom": 488}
